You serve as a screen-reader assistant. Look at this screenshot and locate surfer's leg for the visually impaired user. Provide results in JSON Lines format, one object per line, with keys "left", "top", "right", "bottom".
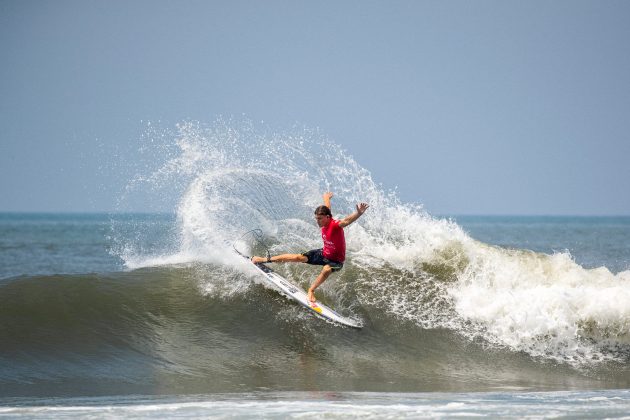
{"left": 307, "top": 265, "right": 332, "bottom": 303}
{"left": 251, "top": 253, "right": 308, "bottom": 264}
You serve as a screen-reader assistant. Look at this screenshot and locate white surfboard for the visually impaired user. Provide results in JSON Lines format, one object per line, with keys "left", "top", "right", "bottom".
{"left": 235, "top": 250, "right": 362, "bottom": 329}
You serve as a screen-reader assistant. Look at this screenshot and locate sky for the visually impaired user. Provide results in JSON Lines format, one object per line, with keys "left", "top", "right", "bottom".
{"left": 1, "top": 0, "right": 629, "bottom": 215}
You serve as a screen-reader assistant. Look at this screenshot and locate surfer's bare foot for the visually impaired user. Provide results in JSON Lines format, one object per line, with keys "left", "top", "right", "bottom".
{"left": 251, "top": 256, "right": 266, "bottom": 264}
{"left": 307, "top": 289, "right": 316, "bottom": 303}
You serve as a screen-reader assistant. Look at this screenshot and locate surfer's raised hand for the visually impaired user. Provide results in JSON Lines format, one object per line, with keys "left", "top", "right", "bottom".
{"left": 323, "top": 191, "right": 334, "bottom": 210}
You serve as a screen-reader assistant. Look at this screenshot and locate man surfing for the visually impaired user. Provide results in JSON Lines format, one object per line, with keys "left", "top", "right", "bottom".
{"left": 251, "top": 192, "right": 369, "bottom": 304}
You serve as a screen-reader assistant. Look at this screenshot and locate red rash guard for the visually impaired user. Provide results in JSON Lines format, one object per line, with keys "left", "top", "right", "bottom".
{"left": 321, "top": 219, "right": 346, "bottom": 262}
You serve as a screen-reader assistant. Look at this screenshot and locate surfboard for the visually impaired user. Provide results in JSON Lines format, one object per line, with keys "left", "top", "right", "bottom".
{"left": 234, "top": 250, "right": 362, "bottom": 329}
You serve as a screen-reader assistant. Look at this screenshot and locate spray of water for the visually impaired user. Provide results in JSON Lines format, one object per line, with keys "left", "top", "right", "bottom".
{"left": 115, "top": 117, "right": 630, "bottom": 365}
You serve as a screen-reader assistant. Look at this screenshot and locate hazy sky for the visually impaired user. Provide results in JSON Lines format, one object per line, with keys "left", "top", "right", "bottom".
{"left": 1, "top": 0, "right": 629, "bottom": 215}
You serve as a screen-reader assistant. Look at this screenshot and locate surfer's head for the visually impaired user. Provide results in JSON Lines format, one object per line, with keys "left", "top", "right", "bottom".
{"left": 314, "top": 205, "right": 332, "bottom": 227}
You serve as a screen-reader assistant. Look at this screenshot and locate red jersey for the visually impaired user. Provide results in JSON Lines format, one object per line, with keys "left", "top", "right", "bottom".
{"left": 321, "top": 218, "right": 346, "bottom": 262}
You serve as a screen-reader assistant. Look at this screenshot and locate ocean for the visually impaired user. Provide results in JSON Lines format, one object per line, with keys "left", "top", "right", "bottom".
{"left": 1, "top": 121, "right": 629, "bottom": 417}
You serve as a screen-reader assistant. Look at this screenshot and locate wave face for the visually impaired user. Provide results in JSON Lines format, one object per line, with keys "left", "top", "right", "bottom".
{"left": 2, "top": 119, "right": 630, "bottom": 396}
{"left": 2, "top": 268, "right": 629, "bottom": 398}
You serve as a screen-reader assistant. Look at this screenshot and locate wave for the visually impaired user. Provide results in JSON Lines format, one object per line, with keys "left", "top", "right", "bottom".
{"left": 105, "top": 118, "right": 630, "bottom": 367}
{"left": 5, "top": 118, "right": 630, "bottom": 396}
{"left": 2, "top": 265, "right": 629, "bottom": 397}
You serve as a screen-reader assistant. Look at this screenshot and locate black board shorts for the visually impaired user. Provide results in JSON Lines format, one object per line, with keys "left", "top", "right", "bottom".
{"left": 302, "top": 249, "right": 344, "bottom": 272}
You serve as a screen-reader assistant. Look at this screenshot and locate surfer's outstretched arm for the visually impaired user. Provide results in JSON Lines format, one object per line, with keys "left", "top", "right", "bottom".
{"left": 339, "top": 202, "right": 369, "bottom": 228}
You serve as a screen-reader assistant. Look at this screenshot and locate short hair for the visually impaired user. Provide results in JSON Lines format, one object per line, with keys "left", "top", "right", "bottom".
{"left": 314, "top": 205, "right": 332, "bottom": 216}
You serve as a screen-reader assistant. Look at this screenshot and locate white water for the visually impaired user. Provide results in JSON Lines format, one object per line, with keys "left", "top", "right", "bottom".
{"left": 3, "top": 390, "right": 630, "bottom": 419}
{"left": 452, "top": 243, "right": 630, "bottom": 362}
{"left": 116, "top": 118, "right": 630, "bottom": 365}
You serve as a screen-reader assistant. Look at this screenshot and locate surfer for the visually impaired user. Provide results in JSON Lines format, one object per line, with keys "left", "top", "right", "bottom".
{"left": 251, "top": 192, "right": 369, "bottom": 303}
